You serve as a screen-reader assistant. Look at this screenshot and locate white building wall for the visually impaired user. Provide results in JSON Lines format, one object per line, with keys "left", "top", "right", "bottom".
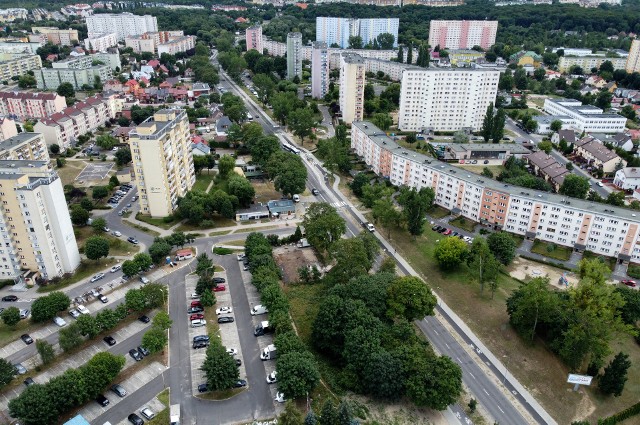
{"left": 86, "top": 13, "right": 158, "bottom": 41}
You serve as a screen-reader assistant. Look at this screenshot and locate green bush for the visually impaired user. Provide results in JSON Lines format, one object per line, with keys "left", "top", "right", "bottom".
{"left": 627, "top": 265, "right": 640, "bottom": 279}
{"left": 598, "top": 400, "right": 640, "bottom": 424}
{"left": 213, "top": 247, "right": 233, "bottom": 255}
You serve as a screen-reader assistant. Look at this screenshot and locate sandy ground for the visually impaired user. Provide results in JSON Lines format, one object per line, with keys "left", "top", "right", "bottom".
{"left": 346, "top": 394, "right": 446, "bottom": 425}
{"left": 273, "top": 245, "right": 322, "bottom": 283}
{"left": 508, "top": 257, "right": 579, "bottom": 289}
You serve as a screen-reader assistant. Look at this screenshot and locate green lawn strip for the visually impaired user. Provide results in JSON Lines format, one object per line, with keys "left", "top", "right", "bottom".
{"left": 37, "top": 258, "right": 118, "bottom": 293}
{"left": 123, "top": 221, "right": 162, "bottom": 237}
{"left": 449, "top": 216, "right": 477, "bottom": 233}
{"left": 531, "top": 240, "right": 572, "bottom": 261}
{"left": 145, "top": 389, "right": 170, "bottom": 425}
{"left": 209, "top": 230, "right": 232, "bottom": 237}
{"left": 429, "top": 205, "right": 451, "bottom": 219}
{"left": 198, "top": 387, "right": 244, "bottom": 400}
{"left": 0, "top": 320, "right": 47, "bottom": 352}
{"left": 193, "top": 173, "right": 216, "bottom": 192}
{"left": 135, "top": 213, "right": 176, "bottom": 230}
{"left": 582, "top": 250, "right": 616, "bottom": 271}
{"left": 233, "top": 225, "right": 281, "bottom": 234}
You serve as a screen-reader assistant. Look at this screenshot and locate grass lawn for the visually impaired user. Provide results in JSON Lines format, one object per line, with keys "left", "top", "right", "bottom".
{"left": 0, "top": 320, "right": 47, "bottom": 350}
{"left": 582, "top": 251, "right": 616, "bottom": 271}
{"left": 38, "top": 258, "right": 117, "bottom": 293}
{"left": 135, "top": 213, "right": 176, "bottom": 230}
{"left": 455, "top": 164, "right": 506, "bottom": 178}
{"left": 233, "top": 225, "right": 280, "bottom": 233}
{"left": 449, "top": 216, "right": 477, "bottom": 233}
{"left": 123, "top": 221, "right": 162, "bottom": 237}
{"left": 253, "top": 181, "right": 281, "bottom": 205}
{"left": 193, "top": 173, "right": 216, "bottom": 193}
{"left": 175, "top": 215, "right": 237, "bottom": 232}
{"left": 429, "top": 205, "right": 451, "bottom": 219}
{"left": 209, "top": 230, "right": 232, "bottom": 237}
{"left": 531, "top": 240, "right": 572, "bottom": 261}
{"left": 198, "top": 387, "right": 245, "bottom": 400}
{"left": 76, "top": 227, "right": 140, "bottom": 256}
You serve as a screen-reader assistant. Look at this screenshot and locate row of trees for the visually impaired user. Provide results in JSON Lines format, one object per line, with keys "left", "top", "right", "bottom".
{"left": 146, "top": 232, "right": 196, "bottom": 264}
{"left": 480, "top": 104, "right": 507, "bottom": 143}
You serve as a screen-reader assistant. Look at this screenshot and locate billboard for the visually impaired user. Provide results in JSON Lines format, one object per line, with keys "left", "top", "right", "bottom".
{"left": 567, "top": 374, "right": 593, "bottom": 385}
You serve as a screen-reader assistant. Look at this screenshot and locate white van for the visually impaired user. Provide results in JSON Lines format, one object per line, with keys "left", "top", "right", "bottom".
{"left": 293, "top": 194, "right": 300, "bottom": 202}
{"left": 191, "top": 319, "right": 206, "bottom": 328}
{"left": 250, "top": 304, "right": 268, "bottom": 316}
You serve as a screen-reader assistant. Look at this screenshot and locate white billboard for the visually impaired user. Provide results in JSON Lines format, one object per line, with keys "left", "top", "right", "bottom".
{"left": 567, "top": 374, "right": 593, "bottom": 385}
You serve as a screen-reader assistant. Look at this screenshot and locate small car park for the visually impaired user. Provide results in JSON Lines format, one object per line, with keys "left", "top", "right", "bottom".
{"left": 20, "top": 334, "right": 33, "bottom": 345}
{"left": 104, "top": 336, "right": 116, "bottom": 346}
{"left": 96, "top": 394, "right": 110, "bottom": 407}
{"left": 111, "top": 384, "right": 127, "bottom": 397}
{"left": 129, "top": 349, "right": 143, "bottom": 361}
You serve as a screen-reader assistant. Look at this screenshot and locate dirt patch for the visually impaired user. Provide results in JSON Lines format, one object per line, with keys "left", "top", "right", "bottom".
{"left": 346, "top": 394, "right": 446, "bottom": 425}
{"left": 273, "top": 245, "right": 321, "bottom": 283}
{"left": 508, "top": 257, "right": 579, "bottom": 289}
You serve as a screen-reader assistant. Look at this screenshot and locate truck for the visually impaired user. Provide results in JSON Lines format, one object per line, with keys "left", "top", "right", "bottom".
{"left": 170, "top": 404, "right": 180, "bottom": 425}
{"left": 250, "top": 304, "right": 268, "bottom": 316}
{"left": 297, "top": 238, "right": 310, "bottom": 248}
{"left": 260, "top": 344, "right": 278, "bottom": 360}
{"left": 254, "top": 320, "right": 273, "bottom": 336}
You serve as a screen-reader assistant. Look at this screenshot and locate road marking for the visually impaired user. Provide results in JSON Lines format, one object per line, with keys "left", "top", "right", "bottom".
{"left": 444, "top": 343, "right": 450, "bottom": 349}
{"left": 483, "top": 388, "right": 490, "bottom": 396}
{"left": 497, "top": 405, "right": 504, "bottom": 413}
{"left": 469, "top": 372, "right": 476, "bottom": 380}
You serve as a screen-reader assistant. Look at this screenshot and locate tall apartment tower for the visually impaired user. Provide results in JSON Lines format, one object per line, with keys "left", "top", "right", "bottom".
{"left": 86, "top": 13, "right": 158, "bottom": 41}
{"left": 245, "top": 26, "right": 263, "bottom": 53}
{"left": 626, "top": 39, "right": 640, "bottom": 73}
{"left": 428, "top": 20, "right": 498, "bottom": 50}
{"left": 129, "top": 109, "right": 195, "bottom": 218}
{"left": 286, "top": 32, "right": 303, "bottom": 80}
{"left": 316, "top": 17, "right": 399, "bottom": 49}
{"left": 339, "top": 53, "right": 366, "bottom": 124}
{"left": 0, "top": 159, "right": 80, "bottom": 280}
{"left": 311, "top": 41, "right": 329, "bottom": 99}
{"left": 398, "top": 68, "right": 500, "bottom": 132}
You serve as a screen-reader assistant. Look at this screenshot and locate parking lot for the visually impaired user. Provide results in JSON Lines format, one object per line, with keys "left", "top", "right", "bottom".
{"left": 75, "top": 162, "right": 114, "bottom": 183}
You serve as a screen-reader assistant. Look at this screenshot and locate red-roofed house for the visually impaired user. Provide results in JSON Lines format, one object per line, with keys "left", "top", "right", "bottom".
{"left": 147, "top": 59, "right": 161, "bottom": 68}
{"left": 159, "top": 81, "right": 172, "bottom": 89}
{"left": 159, "top": 65, "right": 169, "bottom": 74}
{"left": 235, "top": 17, "right": 248, "bottom": 23}
{"left": 295, "top": 2, "right": 309, "bottom": 8}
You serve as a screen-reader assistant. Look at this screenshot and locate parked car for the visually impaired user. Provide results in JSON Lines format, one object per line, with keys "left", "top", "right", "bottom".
{"left": 111, "top": 384, "right": 127, "bottom": 397}
{"left": 236, "top": 253, "right": 245, "bottom": 261}
{"left": 190, "top": 300, "right": 202, "bottom": 308}
{"left": 198, "top": 383, "right": 208, "bottom": 393}
{"left": 53, "top": 316, "right": 67, "bottom": 327}
{"left": 193, "top": 340, "right": 209, "bottom": 349}
{"left": 90, "top": 273, "right": 105, "bottom": 282}
{"left": 140, "top": 407, "right": 155, "bottom": 420}
{"left": 110, "top": 265, "right": 121, "bottom": 273}
{"left": 13, "top": 363, "right": 27, "bottom": 375}
{"left": 138, "top": 315, "right": 150, "bottom": 323}
{"left": 193, "top": 335, "right": 210, "bottom": 343}
{"left": 77, "top": 305, "right": 90, "bottom": 315}
{"left": 191, "top": 319, "right": 206, "bottom": 328}
{"left": 266, "top": 371, "right": 277, "bottom": 384}
{"left": 96, "top": 394, "right": 110, "bottom": 407}
{"left": 24, "top": 377, "right": 35, "bottom": 386}
{"left": 443, "top": 229, "right": 452, "bottom": 236}
{"left": 138, "top": 346, "right": 150, "bottom": 356}
{"left": 212, "top": 277, "right": 226, "bottom": 284}
{"left": 622, "top": 280, "right": 637, "bottom": 287}
{"left": 129, "top": 349, "right": 143, "bottom": 361}
{"left": 431, "top": 225, "right": 441, "bottom": 231}
{"left": 191, "top": 293, "right": 200, "bottom": 299}
{"left": 226, "top": 348, "right": 238, "bottom": 356}
{"left": 111, "top": 230, "right": 122, "bottom": 237}
{"left": 213, "top": 285, "right": 226, "bottom": 292}
{"left": 215, "top": 306, "right": 233, "bottom": 315}
{"left": 104, "top": 336, "right": 116, "bottom": 346}
{"left": 235, "top": 358, "right": 242, "bottom": 367}
{"left": 275, "top": 392, "right": 286, "bottom": 403}
{"left": 234, "top": 379, "right": 247, "bottom": 388}
{"left": 189, "top": 313, "right": 205, "bottom": 321}
{"left": 312, "top": 188, "right": 320, "bottom": 195}
{"left": 187, "top": 306, "right": 204, "bottom": 314}
{"left": 68, "top": 309, "right": 80, "bottom": 319}
{"left": 20, "top": 334, "right": 33, "bottom": 345}
{"left": 2, "top": 295, "right": 18, "bottom": 302}
{"left": 437, "top": 227, "right": 448, "bottom": 233}
{"left": 98, "top": 294, "right": 108, "bottom": 303}
{"left": 127, "top": 237, "right": 139, "bottom": 244}
{"left": 139, "top": 276, "right": 150, "bottom": 284}
{"left": 128, "top": 413, "right": 144, "bottom": 425}
{"left": 218, "top": 316, "right": 234, "bottom": 324}
{"left": 19, "top": 309, "right": 30, "bottom": 319}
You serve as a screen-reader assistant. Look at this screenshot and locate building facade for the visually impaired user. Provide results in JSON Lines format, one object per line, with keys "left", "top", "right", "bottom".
{"left": 86, "top": 13, "right": 158, "bottom": 41}
{"left": 339, "top": 53, "right": 366, "bottom": 124}
{"left": 35, "top": 52, "right": 120, "bottom": 90}
{"left": 286, "top": 32, "right": 303, "bottom": 80}
{"left": 543, "top": 98, "right": 627, "bottom": 133}
{"left": 316, "top": 17, "right": 399, "bottom": 49}
{"left": 352, "top": 121, "right": 640, "bottom": 262}
{"left": 0, "top": 118, "right": 17, "bottom": 142}
{"left": 125, "top": 31, "right": 195, "bottom": 55}
{"left": 311, "top": 41, "right": 329, "bottom": 99}
{"left": 29, "top": 27, "right": 79, "bottom": 46}
{"left": 0, "top": 133, "right": 48, "bottom": 161}
{"left": 129, "top": 109, "right": 195, "bottom": 217}
{"left": 0, "top": 53, "right": 42, "bottom": 81}
{"left": 246, "top": 26, "right": 263, "bottom": 53}
{"left": 84, "top": 32, "right": 118, "bottom": 52}
{"left": 559, "top": 55, "right": 627, "bottom": 73}
{"left": 626, "top": 39, "right": 640, "bottom": 74}
{"left": 0, "top": 91, "right": 66, "bottom": 120}
{"left": 398, "top": 68, "right": 501, "bottom": 132}
{"left": 428, "top": 20, "right": 498, "bottom": 50}
{"left": 614, "top": 168, "right": 640, "bottom": 191}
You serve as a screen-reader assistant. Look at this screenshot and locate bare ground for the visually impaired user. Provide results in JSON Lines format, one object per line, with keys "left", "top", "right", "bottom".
{"left": 273, "top": 245, "right": 321, "bottom": 283}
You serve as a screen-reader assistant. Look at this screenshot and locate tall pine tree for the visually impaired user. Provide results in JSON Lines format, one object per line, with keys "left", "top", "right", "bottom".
{"left": 599, "top": 352, "right": 631, "bottom": 397}
{"left": 492, "top": 108, "right": 506, "bottom": 143}
{"left": 397, "top": 46, "right": 403, "bottom": 63}
{"left": 481, "top": 103, "right": 495, "bottom": 142}
{"left": 406, "top": 43, "right": 413, "bottom": 64}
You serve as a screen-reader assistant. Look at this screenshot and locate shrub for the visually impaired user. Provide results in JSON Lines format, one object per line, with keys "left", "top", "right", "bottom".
{"left": 627, "top": 265, "right": 640, "bottom": 279}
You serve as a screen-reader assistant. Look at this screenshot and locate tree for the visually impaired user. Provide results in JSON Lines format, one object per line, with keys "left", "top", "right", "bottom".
{"left": 91, "top": 217, "right": 107, "bottom": 233}
{"left": 406, "top": 355, "right": 462, "bottom": 410}
{"left": 31, "top": 291, "right": 70, "bottom": 322}
{"left": 578, "top": 258, "right": 611, "bottom": 285}
{"left": 350, "top": 173, "right": 370, "bottom": 197}
{"left": 320, "top": 400, "right": 338, "bottom": 425}
{"left": 228, "top": 175, "right": 255, "bottom": 207}
{"left": 387, "top": 276, "right": 436, "bottom": 321}
{"left": 406, "top": 43, "right": 413, "bottom": 64}
{"left": 59, "top": 323, "right": 83, "bottom": 352}
{"left": 95, "top": 309, "right": 119, "bottom": 331}
{"left": 253, "top": 73, "right": 276, "bottom": 104}
{"left": 614, "top": 286, "right": 640, "bottom": 325}
{"left": 371, "top": 113, "right": 393, "bottom": 131}
{"left": 57, "top": 82, "right": 75, "bottom": 98}
{"left": 201, "top": 341, "right": 239, "bottom": 390}
{"left": 50, "top": 144, "right": 60, "bottom": 155}
{"left": 482, "top": 167, "right": 494, "bottom": 178}
{"left": 81, "top": 352, "right": 125, "bottom": 399}
{"left": 125, "top": 288, "right": 147, "bottom": 313}
{"left": 17, "top": 74, "right": 36, "bottom": 89}
{"left": 487, "top": 231, "right": 517, "bottom": 265}
{"left": 550, "top": 120, "right": 563, "bottom": 132}
{"left": 538, "top": 141, "right": 553, "bottom": 154}
{"left": 302, "top": 202, "right": 346, "bottom": 256}
{"left": 397, "top": 46, "right": 403, "bottom": 63}
{"left": 289, "top": 108, "right": 315, "bottom": 145}
{"left": 599, "top": 352, "right": 631, "bottom": 397}
{"left": 492, "top": 108, "right": 506, "bottom": 143}
{"left": 400, "top": 187, "right": 435, "bottom": 238}
{"left": 36, "top": 340, "right": 55, "bottom": 365}
{"left": 467, "top": 238, "right": 501, "bottom": 293}
{"left": 607, "top": 191, "right": 626, "bottom": 207}
{"left": 115, "top": 148, "right": 132, "bottom": 166}
{"left": 141, "top": 284, "right": 167, "bottom": 309}
{"left": 621, "top": 104, "right": 637, "bottom": 121}
{"left": 142, "top": 327, "right": 168, "bottom": 354}
{"left": 372, "top": 196, "right": 402, "bottom": 238}
{"left": 274, "top": 331, "right": 307, "bottom": 357}
{"left": 329, "top": 238, "right": 373, "bottom": 283}
{"left": 453, "top": 131, "right": 469, "bottom": 143}
{"left": 77, "top": 314, "right": 100, "bottom": 339}
{"left": 148, "top": 240, "right": 172, "bottom": 264}
{"left": 218, "top": 154, "right": 235, "bottom": 178}
{"left": 133, "top": 252, "right": 153, "bottom": 271}
{"left": 266, "top": 151, "right": 307, "bottom": 196}
{"left": 277, "top": 351, "right": 320, "bottom": 399}
{"left": 92, "top": 185, "right": 109, "bottom": 200}
{"left": 434, "top": 237, "right": 469, "bottom": 270}
{"left": 84, "top": 236, "right": 109, "bottom": 262}
{"left": 481, "top": 103, "right": 494, "bottom": 142}
{"left": 0, "top": 358, "right": 15, "bottom": 388}
{"left": 348, "top": 35, "right": 363, "bottom": 49}
{"left": 9, "top": 384, "right": 60, "bottom": 425}
{"left": 70, "top": 205, "right": 90, "bottom": 226}
{"left": 95, "top": 134, "right": 117, "bottom": 150}
{"left": 80, "top": 197, "right": 93, "bottom": 211}
{"left": 250, "top": 135, "right": 280, "bottom": 166}
{"left": 1, "top": 306, "right": 20, "bottom": 327}
{"left": 376, "top": 33, "right": 395, "bottom": 50}
{"left": 279, "top": 401, "right": 304, "bottom": 425}
{"left": 122, "top": 260, "right": 140, "bottom": 278}
{"left": 559, "top": 175, "right": 590, "bottom": 199}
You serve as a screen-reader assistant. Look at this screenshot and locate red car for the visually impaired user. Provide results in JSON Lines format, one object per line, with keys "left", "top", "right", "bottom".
{"left": 443, "top": 229, "right": 452, "bottom": 235}
{"left": 213, "top": 285, "right": 226, "bottom": 292}
{"left": 622, "top": 280, "right": 637, "bottom": 287}
{"left": 190, "top": 301, "right": 202, "bottom": 308}
{"left": 190, "top": 313, "right": 205, "bottom": 321}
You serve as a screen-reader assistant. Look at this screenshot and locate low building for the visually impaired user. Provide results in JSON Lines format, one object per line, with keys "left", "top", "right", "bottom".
{"left": 445, "top": 143, "right": 531, "bottom": 161}
{"left": 449, "top": 49, "right": 485, "bottom": 66}
{"left": 533, "top": 115, "right": 575, "bottom": 134}
{"left": 614, "top": 167, "right": 640, "bottom": 190}
{"left": 510, "top": 51, "right": 542, "bottom": 67}
{"left": 267, "top": 199, "right": 296, "bottom": 217}
{"left": 551, "top": 129, "right": 577, "bottom": 145}
{"left": 574, "top": 136, "right": 626, "bottom": 173}
{"left": 543, "top": 98, "right": 627, "bottom": 133}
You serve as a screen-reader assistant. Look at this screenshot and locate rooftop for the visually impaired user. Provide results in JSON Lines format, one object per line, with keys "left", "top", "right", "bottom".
{"left": 0, "top": 133, "right": 42, "bottom": 152}
{"left": 447, "top": 143, "right": 530, "bottom": 154}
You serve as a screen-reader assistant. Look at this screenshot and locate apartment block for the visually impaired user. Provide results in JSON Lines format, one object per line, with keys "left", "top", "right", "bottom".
{"left": 0, "top": 9, "right": 28, "bottom": 22}
{"left": 125, "top": 31, "right": 195, "bottom": 55}
{"left": 364, "top": 58, "right": 415, "bottom": 81}
{"left": 311, "top": 41, "right": 329, "bottom": 99}
{"left": 34, "top": 94, "right": 120, "bottom": 150}
{"left": 625, "top": 39, "right": 640, "bottom": 74}
{"left": 84, "top": 32, "right": 118, "bottom": 52}
{"left": 398, "top": 68, "right": 500, "bottom": 132}
{"left": 558, "top": 55, "right": 627, "bottom": 73}
{"left": 0, "top": 160, "right": 80, "bottom": 280}
{"left": 0, "top": 91, "right": 66, "bottom": 120}
{"left": 29, "top": 27, "right": 79, "bottom": 46}
{"left": 543, "top": 98, "right": 626, "bottom": 133}
{"left": 351, "top": 120, "right": 640, "bottom": 262}
{"left": 287, "top": 32, "right": 303, "bottom": 80}
{"left": 403, "top": 0, "right": 464, "bottom": 5}
{"left": 129, "top": 109, "right": 195, "bottom": 217}
{"left": 86, "top": 13, "right": 158, "bottom": 41}
{"left": 0, "top": 118, "right": 17, "bottom": 142}
{"left": 0, "top": 53, "right": 43, "bottom": 81}
{"left": 339, "top": 53, "right": 366, "bottom": 124}
{"left": 35, "top": 52, "right": 120, "bottom": 90}
{"left": 246, "top": 26, "right": 263, "bottom": 53}
{"left": 316, "top": 17, "right": 399, "bottom": 49}
{"left": 428, "top": 20, "right": 498, "bottom": 50}
{"left": 0, "top": 133, "right": 48, "bottom": 161}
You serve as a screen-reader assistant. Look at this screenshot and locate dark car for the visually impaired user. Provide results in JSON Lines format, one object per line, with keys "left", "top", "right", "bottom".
{"left": 188, "top": 306, "right": 204, "bottom": 314}
{"left": 127, "top": 237, "right": 139, "bottom": 244}
{"left": 234, "top": 379, "right": 247, "bottom": 388}
{"left": 111, "top": 384, "right": 127, "bottom": 397}
{"left": 312, "top": 188, "right": 319, "bottom": 195}
{"left": 622, "top": 280, "right": 637, "bottom": 287}
{"left": 218, "top": 316, "right": 234, "bottom": 324}
{"left": 438, "top": 227, "right": 448, "bottom": 233}
{"left": 96, "top": 394, "right": 110, "bottom": 407}
{"left": 138, "top": 315, "right": 150, "bottom": 323}
{"left": 431, "top": 225, "right": 441, "bottom": 231}
{"left": 2, "top": 295, "right": 18, "bottom": 302}
{"left": 138, "top": 346, "right": 150, "bottom": 356}
{"left": 103, "top": 336, "right": 116, "bottom": 346}
{"left": 24, "top": 377, "right": 35, "bottom": 386}
{"left": 20, "top": 334, "right": 33, "bottom": 345}
{"left": 197, "top": 383, "right": 208, "bottom": 393}
{"left": 193, "top": 340, "right": 209, "bottom": 349}
{"left": 235, "top": 358, "right": 242, "bottom": 367}
{"left": 212, "top": 277, "right": 225, "bottom": 284}
{"left": 129, "top": 349, "right": 143, "bottom": 361}
{"left": 193, "top": 335, "right": 210, "bottom": 343}
{"left": 128, "top": 413, "right": 144, "bottom": 425}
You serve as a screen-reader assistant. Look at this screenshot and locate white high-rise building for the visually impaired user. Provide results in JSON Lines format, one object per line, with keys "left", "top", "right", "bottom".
{"left": 287, "top": 32, "right": 303, "bottom": 80}
{"left": 398, "top": 68, "right": 501, "bottom": 132}
{"left": 428, "top": 20, "right": 498, "bottom": 50}
{"left": 86, "top": 13, "right": 158, "bottom": 41}
{"left": 316, "top": 17, "right": 399, "bottom": 49}
{"left": 311, "top": 41, "right": 329, "bottom": 99}
{"left": 339, "top": 53, "right": 365, "bottom": 124}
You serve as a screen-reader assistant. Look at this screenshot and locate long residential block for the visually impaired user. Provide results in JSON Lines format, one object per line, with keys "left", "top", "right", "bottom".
{"left": 543, "top": 98, "right": 626, "bottom": 133}
{"left": 86, "top": 13, "right": 158, "bottom": 41}
{"left": 352, "top": 120, "right": 640, "bottom": 262}
{"left": 35, "top": 52, "right": 120, "bottom": 90}
{"left": 428, "top": 20, "right": 498, "bottom": 50}
{"left": 398, "top": 68, "right": 501, "bottom": 132}
{"left": 84, "top": 32, "right": 118, "bottom": 52}
{"left": 316, "top": 17, "right": 399, "bottom": 49}
{"left": 0, "top": 91, "right": 66, "bottom": 120}
{"left": 558, "top": 55, "right": 627, "bottom": 73}
{"left": 0, "top": 53, "right": 42, "bottom": 81}
{"left": 29, "top": 27, "right": 79, "bottom": 46}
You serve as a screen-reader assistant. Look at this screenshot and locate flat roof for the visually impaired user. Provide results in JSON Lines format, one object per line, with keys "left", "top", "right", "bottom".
{"left": 0, "top": 133, "right": 41, "bottom": 151}
{"left": 353, "top": 120, "right": 640, "bottom": 222}
{"left": 447, "top": 143, "right": 530, "bottom": 154}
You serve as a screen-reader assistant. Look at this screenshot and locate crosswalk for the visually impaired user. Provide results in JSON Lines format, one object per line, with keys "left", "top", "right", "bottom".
{"left": 330, "top": 201, "right": 347, "bottom": 208}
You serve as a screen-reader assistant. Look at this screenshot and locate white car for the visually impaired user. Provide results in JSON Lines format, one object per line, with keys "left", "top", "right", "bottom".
{"left": 236, "top": 253, "right": 245, "bottom": 261}
{"left": 110, "top": 265, "right": 121, "bottom": 273}
{"left": 597, "top": 182, "right": 604, "bottom": 187}
{"left": 140, "top": 407, "right": 155, "bottom": 420}
{"left": 226, "top": 348, "right": 238, "bottom": 356}
{"left": 216, "top": 306, "right": 233, "bottom": 315}
{"left": 68, "top": 309, "right": 80, "bottom": 319}
{"left": 274, "top": 392, "right": 286, "bottom": 403}
{"left": 90, "top": 273, "right": 105, "bottom": 282}
{"left": 77, "top": 305, "right": 90, "bottom": 315}
{"left": 191, "top": 293, "right": 200, "bottom": 299}
{"left": 266, "top": 371, "right": 277, "bottom": 384}
{"left": 111, "top": 230, "right": 122, "bottom": 237}
{"left": 53, "top": 316, "right": 67, "bottom": 327}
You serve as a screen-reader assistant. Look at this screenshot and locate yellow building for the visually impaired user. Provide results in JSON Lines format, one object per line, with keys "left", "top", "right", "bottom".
{"left": 448, "top": 49, "right": 484, "bottom": 66}
{"left": 626, "top": 39, "right": 640, "bottom": 73}
{"left": 510, "top": 51, "right": 542, "bottom": 67}
{"left": 129, "top": 109, "right": 195, "bottom": 217}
